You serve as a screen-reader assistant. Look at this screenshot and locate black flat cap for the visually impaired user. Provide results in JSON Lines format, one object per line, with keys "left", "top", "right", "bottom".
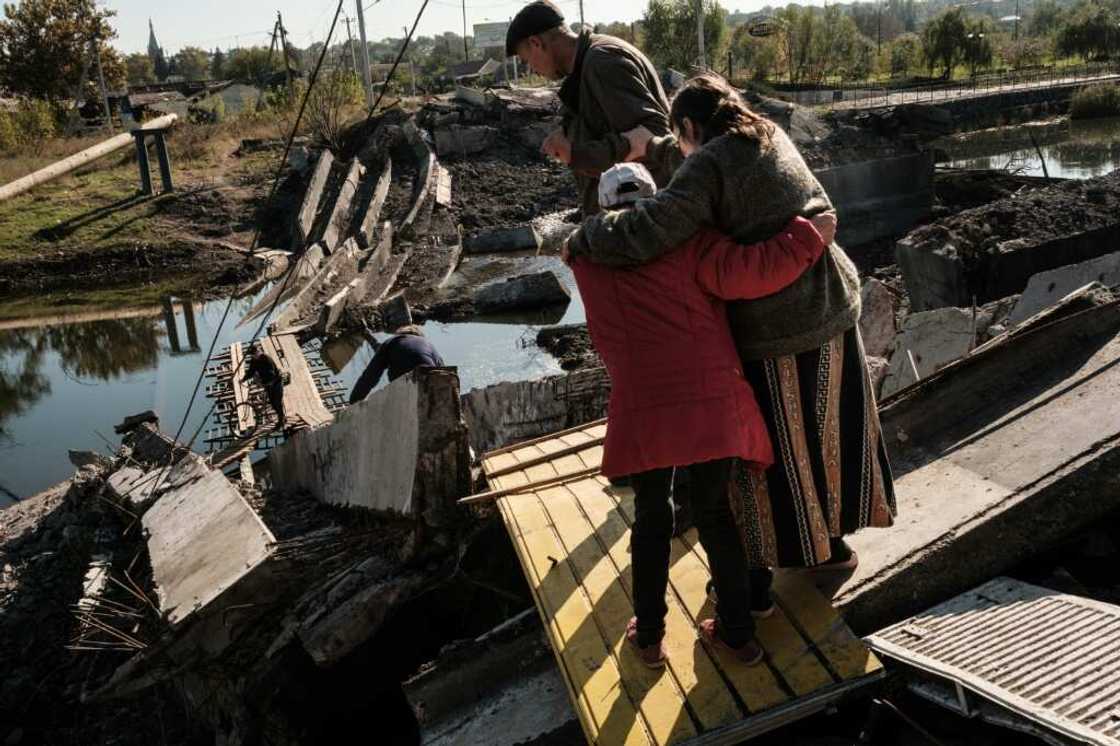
{"left": 506, "top": 0, "right": 565, "bottom": 56}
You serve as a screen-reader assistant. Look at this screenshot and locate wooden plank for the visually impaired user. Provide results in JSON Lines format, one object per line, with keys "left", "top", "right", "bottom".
{"left": 495, "top": 496, "right": 598, "bottom": 745}
{"left": 262, "top": 334, "right": 333, "bottom": 429}
{"left": 771, "top": 572, "right": 883, "bottom": 682}
{"left": 538, "top": 483, "right": 698, "bottom": 744}
{"left": 562, "top": 477, "right": 746, "bottom": 734}
{"left": 228, "top": 342, "right": 254, "bottom": 432}
{"left": 499, "top": 492, "right": 652, "bottom": 746}
{"left": 602, "top": 479, "right": 790, "bottom": 714}
{"left": 482, "top": 417, "right": 607, "bottom": 458}
{"left": 673, "top": 529, "right": 837, "bottom": 695}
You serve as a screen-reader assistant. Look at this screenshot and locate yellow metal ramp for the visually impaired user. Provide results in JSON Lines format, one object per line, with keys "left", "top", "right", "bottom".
{"left": 481, "top": 420, "right": 885, "bottom": 745}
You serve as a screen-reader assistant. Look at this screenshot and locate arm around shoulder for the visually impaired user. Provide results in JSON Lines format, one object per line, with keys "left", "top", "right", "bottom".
{"left": 695, "top": 216, "right": 830, "bottom": 300}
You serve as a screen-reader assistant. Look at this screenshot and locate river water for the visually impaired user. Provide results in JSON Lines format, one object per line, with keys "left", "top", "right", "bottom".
{"left": 0, "top": 255, "right": 584, "bottom": 506}
{"left": 940, "top": 116, "right": 1120, "bottom": 179}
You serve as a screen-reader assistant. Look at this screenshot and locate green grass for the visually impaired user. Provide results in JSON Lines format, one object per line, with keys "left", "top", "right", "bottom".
{"left": 0, "top": 115, "right": 281, "bottom": 264}
{"left": 0, "top": 159, "right": 177, "bottom": 262}
{"left": 0, "top": 279, "right": 188, "bottom": 323}
{"left": 1070, "top": 83, "right": 1120, "bottom": 120}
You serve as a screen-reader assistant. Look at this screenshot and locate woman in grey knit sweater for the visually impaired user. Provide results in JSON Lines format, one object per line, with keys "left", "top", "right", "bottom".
{"left": 566, "top": 74, "right": 896, "bottom": 585}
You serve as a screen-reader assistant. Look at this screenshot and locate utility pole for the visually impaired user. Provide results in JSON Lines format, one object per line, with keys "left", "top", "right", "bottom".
{"left": 1014, "top": 0, "right": 1020, "bottom": 40}
{"left": 277, "top": 11, "right": 294, "bottom": 100}
{"left": 256, "top": 20, "right": 279, "bottom": 111}
{"left": 877, "top": 0, "right": 882, "bottom": 55}
{"left": 697, "top": 0, "right": 706, "bottom": 69}
{"left": 92, "top": 33, "right": 113, "bottom": 132}
{"left": 579, "top": 0, "right": 585, "bottom": 29}
{"left": 355, "top": 0, "right": 374, "bottom": 107}
{"left": 345, "top": 16, "right": 359, "bottom": 74}
{"left": 462, "top": 0, "right": 469, "bottom": 60}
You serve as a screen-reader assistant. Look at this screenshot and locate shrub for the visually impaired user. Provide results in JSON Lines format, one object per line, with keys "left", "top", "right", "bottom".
{"left": 1069, "top": 83, "right": 1120, "bottom": 119}
{"left": 0, "top": 112, "right": 18, "bottom": 151}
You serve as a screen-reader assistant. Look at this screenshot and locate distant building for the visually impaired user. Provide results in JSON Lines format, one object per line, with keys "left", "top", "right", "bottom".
{"left": 148, "top": 19, "right": 169, "bottom": 80}
{"left": 448, "top": 58, "right": 501, "bottom": 83}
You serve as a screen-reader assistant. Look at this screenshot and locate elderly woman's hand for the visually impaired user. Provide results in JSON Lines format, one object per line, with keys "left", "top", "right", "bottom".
{"left": 622, "top": 125, "right": 655, "bottom": 162}
{"left": 811, "top": 211, "right": 838, "bottom": 246}
{"left": 560, "top": 235, "right": 573, "bottom": 264}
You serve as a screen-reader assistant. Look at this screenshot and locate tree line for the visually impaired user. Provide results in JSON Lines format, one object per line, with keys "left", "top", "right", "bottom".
{"left": 3, "top": 0, "right": 1120, "bottom": 112}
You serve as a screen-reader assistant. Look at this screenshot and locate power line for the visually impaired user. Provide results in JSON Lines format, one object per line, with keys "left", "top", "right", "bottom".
{"left": 134, "top": 0, "right": 350, "bottom": 503}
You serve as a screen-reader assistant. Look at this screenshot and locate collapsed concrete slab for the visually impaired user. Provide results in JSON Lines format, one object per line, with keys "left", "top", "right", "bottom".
{"left": 433, "top": 125, "right": 499, "bottom": 157}
{"left": 296, "top": 150, "right": 334, "bottom": 248}
{"left": 405, "top": 609, "right": 580, "bottom": 746}
{"left": 1008, "top": 251, "right": 1120, "bottom": 326}
{"left": 461, "top": 366, "right": 610, "bottom": 455}
{"left": 896, "top": 171, "right": 1120, "bottom": 310}
{"left": 355, "top": 158, "right": 392, "bottom": 250}
{"left": 880, "top": 307, "right": 974, "bottom": 398}
{"left": 837, "top": 300, "right": 1120, "bottom": 633}
{"left": 272, "top": 239, "right": 362, "bottom": 331}
{"left": 297, "top": 558, "right": 432, "bottom": 667}
{"left": 402, "top": 121, "right": 437, "bottom": 234}
{"left": 859, "top": 278, "right": 898, "bottom": 359}
{"left": 473, "top": 271, "right": 570, "bottom": 314}
{"left": 320, "top": 158, "right": 363, "bottom": 252}
{"left": 815, "top": 151, "right": 934, "bottom": 247}
{"left": 464, "top": 225, "right": 541, "bottom": 254}
{"left": 269, "top": 368, "right": 470, "bottom": 527}
{"left": 380, "top": 292, "right": 412, "bottom": 330}
{"left": 142, "top": 454, "right": 276, "bottom": 627}
{"left": 238, "top": 244, "right": 326, "bottom": 328}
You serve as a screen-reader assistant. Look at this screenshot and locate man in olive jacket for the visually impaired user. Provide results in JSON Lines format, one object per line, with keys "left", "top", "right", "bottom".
{"left": 506, "top": 1, "right": 673, "bottom": 217}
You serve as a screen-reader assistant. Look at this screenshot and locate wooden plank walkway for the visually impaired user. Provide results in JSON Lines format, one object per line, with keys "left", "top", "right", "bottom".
{"left": 260, "top": 333, "right": 334, "bottom": 429}
{"left": 482, "top": 421, "right": 884, "bottom": 745}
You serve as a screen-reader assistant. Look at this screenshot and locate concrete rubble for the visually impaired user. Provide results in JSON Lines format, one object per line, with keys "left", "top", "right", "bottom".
{"left": 896, "top": 170, "right": 1120, "bottom": 311}
{"left": 839, "top": 300, "right": 1120, "bottom": 634}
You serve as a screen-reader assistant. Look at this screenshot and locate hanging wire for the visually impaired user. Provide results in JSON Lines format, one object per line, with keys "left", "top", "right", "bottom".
{"left": 119, "top": 0, "right": 350, "bottom": 506}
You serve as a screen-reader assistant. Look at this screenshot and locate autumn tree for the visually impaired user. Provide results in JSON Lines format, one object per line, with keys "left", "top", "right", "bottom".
{"left": 211, "top": 48, "right": 227, "bottom": 79}
{"left": 922, "top": 7, "right": 968, "bottom": 78}
{"left": 224, "top": 46, "right": 285, "bottom": 84}
{"left": 0, "top": 0, "right": 126, "bottom": 101}
{"left": 642, "top": 0, "right": 728, "bottom": 71}
{"left": 889, "top": 32, "right": 922, "bottom": 76}
{"left": 1057, "top": 1, "right": 1120, "bottom": 60}
{"left": 175, "top": 46, "right": 211, "bottom": 81}
{"left": 124, "top": 51, "right": 155, "bottom": 86}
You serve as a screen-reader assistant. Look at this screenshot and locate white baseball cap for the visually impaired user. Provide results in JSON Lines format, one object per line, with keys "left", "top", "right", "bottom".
{"left": 599, "top": 162, "right": 657, "bottom": 209}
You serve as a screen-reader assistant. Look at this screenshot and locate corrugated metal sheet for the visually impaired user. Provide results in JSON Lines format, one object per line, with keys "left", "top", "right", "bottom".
{"left": 867, "top": 578, "right": 1120, "bottom": 746}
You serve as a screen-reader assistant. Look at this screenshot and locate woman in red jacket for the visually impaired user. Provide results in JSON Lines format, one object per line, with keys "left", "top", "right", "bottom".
{"left": 570, "top": 162, "right": 835, "bottom": 668}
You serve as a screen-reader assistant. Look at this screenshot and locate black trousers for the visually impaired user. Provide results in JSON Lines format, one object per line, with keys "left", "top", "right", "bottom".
{"left": 631, "top": 458, "right": 755, "bottom": 647}
{"left": 266, "top": 380, "right": 285, "bottom": 425}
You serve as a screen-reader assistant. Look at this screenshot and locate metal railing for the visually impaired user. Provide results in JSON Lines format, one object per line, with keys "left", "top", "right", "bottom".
{"left": 770, "top": 60, "right": 1120, "bottom": 110}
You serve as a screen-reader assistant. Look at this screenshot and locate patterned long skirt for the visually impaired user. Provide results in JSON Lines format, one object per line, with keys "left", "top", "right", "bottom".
{"left": 730, "top": 326, "right": 897, "bottom": 569}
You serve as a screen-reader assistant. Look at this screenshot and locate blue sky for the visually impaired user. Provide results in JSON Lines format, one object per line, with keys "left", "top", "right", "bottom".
{"left": 107, "top": 0, "right": 767, "bottom": 54}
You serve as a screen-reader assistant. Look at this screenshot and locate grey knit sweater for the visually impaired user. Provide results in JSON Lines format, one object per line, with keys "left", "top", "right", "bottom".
{"left": 567, "top": 128, "right": 861, "bottom": 360}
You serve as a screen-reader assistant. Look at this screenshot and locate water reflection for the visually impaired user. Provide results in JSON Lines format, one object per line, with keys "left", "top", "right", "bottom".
{"left": 0, "top": 260, "right": 588, "bottom": 503}
{"left": 0, "top": 293, "right": 260, "bottom": 502}
{"left": 941, "top": 117, "right": 1120, "bottom": 180}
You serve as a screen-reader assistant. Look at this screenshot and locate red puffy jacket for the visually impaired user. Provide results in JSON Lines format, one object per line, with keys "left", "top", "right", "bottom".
{"left": 571, "top": 217, "right": 828, "bottom": 477}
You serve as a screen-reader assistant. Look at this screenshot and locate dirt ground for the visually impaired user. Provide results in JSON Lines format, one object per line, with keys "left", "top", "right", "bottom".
{"left": 0, "top": 123, "right": 291, "bottom": 299}
{"left": 442, "top": 130, "right": 578, "bottom": 236}
{"left": 903, "top": 169, "right": 1120, "bottom": 258}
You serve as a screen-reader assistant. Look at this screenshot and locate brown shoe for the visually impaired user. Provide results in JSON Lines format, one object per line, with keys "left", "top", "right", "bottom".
{"left": 698, "top": 618, "right": 764, "bottom": 666}
{"left": 626, "top": 617, "right": 667, "bottom": 669}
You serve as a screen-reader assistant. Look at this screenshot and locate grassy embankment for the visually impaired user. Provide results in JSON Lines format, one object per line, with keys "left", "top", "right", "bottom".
{"left": 0, "top": 116, "right": 284, "bottom": 275}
